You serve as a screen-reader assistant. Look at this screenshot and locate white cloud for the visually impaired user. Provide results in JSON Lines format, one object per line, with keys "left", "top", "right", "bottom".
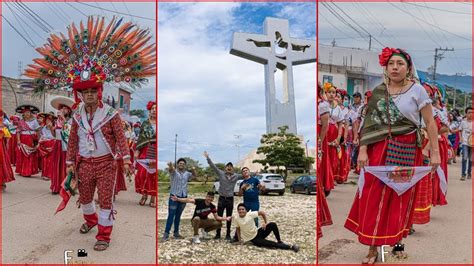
{"left": 158, "top": 3, "right": 316, "bottom": 165}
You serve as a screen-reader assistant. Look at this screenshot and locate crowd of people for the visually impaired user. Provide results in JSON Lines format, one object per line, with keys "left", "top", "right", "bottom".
{"left": 161, "top": 152, "right": 300, "bottom": 252}
{"left": 317, "top": 47, "right": 472, "bottom": 264}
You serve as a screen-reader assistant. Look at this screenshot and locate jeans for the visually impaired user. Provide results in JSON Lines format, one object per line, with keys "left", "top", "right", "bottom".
{"left": 164, "top": 196, "right": 186, "bottom": 235}
{"left": 250, "top": 222, "right": 291, "bottom": 250}
{"left": 461, "top": 144, "right": 472, "bottom": 177}
{"left": 216, "top": 196, "right": 234, "bottom": 237}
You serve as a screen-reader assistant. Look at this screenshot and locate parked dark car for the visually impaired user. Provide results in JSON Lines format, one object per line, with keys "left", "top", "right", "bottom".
{"left": 290, "top": 175, "right": 316, "bottom": 195}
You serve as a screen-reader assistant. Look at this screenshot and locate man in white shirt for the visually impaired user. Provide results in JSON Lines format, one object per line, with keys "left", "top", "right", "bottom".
{"left": 460, "top": 107, "right": 472, "bottom": 180}
{"left": 232, "top": 203, "right": 299, "bottom": 252}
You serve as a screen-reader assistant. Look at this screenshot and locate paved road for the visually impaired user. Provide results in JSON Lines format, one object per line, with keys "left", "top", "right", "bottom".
{"left": 2, "top": 169, "right": 156, "bottom": 264}
{"left": 318, "top": 161, "right": 472, "bottom": 264}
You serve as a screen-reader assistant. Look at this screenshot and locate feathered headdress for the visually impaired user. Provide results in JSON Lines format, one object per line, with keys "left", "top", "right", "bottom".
{"left": 24, "top": 16, "right": 156, "bottom": 109}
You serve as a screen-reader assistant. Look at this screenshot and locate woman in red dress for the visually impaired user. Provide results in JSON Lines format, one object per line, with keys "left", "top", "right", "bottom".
{"left": 344, "top": 48, "right": 441, "bottom": 263}
{"left": 7, "top": 115, "right": 20, "bottom": 166}
{"left": 317, "top": 83, "right": 333, "bottom": 239}
{"left": 15, "top": 105, "right": 41, "bottom": 177}
{"left": 334, "top": 89, "right": 350, "bottom": 184}
{"left": 37, "top": 113, "right": 57, "bottom": 181}
{"left": 324, "top": 83, "right": 343, "bottom": 195}
{"left": 135, "top": 101, "right": 157, "bottom": 207}
{"left": 0, "top": 110, "right": 15, "bottom": 191}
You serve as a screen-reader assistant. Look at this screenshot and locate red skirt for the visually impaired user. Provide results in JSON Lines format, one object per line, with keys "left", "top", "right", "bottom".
{"left": 38, "top": 139, "right": 56, "bottom": 179}
{"left": 432, "top": 136, "right": 448, "bottom": 206}
{"left": 49, "top": 140, "right": 65, "bottom": 193}
{"left": 1, "top": 138, "right": 15, "bottom": 184}
{"left": 317, "top": 171, "right": 333, "bottom": 227}
{"left": 335, "top": 141, "right": 349, "bottom": 184}
{"left": 344, "top": 133, "right": 422, "bottom": 246}
{"left": 412, "top": 139, "right": 432, "bottom": 224}
{"left": 324, "top": 123, "right": 338, "bottom": 191}
{"left": 135, "top": 144, "right": 157, "bottom": 196}
{"left": 15, "top": 134, "right": 39, "bottom": 177}
{"left": 318, "top": 124, "right": 334, "bottom": 193}
{"left": 8, "top": 133, "right": 17, "bottom": 165}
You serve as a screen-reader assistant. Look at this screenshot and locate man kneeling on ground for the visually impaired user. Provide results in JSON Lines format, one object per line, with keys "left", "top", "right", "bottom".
{"left": 171, "top": 192, "right": 230, "bottom": 244}
{"left": 231, "top": 203, "right": 299, "bottom": 252}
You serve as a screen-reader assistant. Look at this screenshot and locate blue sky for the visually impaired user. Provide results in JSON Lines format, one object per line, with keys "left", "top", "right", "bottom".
{"left": 157, "top": 2, "right": 317, "bottom": 168}
{"left": 1, "top": 2, "right": 156, "bottom": 110}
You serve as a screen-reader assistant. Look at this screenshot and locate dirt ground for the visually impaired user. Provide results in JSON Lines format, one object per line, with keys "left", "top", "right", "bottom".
{"left": 157, "top": 191, "right": 316, "bottom": 264}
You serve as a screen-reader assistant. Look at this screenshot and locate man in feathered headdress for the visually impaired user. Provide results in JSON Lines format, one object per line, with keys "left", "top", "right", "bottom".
{"left": 24, "top": 15, "right": 156, "bottom": 251}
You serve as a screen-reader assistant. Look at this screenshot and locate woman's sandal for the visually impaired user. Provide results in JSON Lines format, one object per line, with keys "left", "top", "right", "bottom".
{"left": 139, "top": 195, "right": 148, "bottom": 206}
{"left": 79, "top": 223, "right": 95, "bottom": 234}
{"left": 409, "top": 226, "right": 415, "bottom": 235}
{"left": 149, "top": 199, "right": 156, "bottom": 207}
{"left": 93, "top": 240, "right": 109, "bottom": 251}
{"left": 362, "top": 250, "right": 378, "bottom": 264}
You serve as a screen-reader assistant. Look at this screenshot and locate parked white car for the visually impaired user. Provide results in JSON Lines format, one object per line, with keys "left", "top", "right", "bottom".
{"left": 256, "top": 174, "right": 285, "bottom": 195}
{"left": 213, "top": 173, "right": 285, "bottom": 196}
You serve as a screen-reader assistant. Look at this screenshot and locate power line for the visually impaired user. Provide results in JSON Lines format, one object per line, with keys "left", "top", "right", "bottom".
{"left": 388, "top": 2, "right": 472, "bottom": 41}
{"left": 75, "top": 2, "right": 155, "bottom": 21}
{"left": 4, "top": 2, "right": 37, "bottom": 46}
{"left": 405, "top": 2, "right": 471, "bottom": 15}
{"left": 318, "top": 11, "right": 359, "bottom": 41}
{"left": 1, "top": 14, "right": 36, "bottom": 48}
{"left": 330, "top": 2, "right": 385, "bottom": 47}
{"left": 16, "top": 2, "right": 54, "bottom": 32}
{"left": 65, "top": 2, "right": 88, "bottom": 17}
{"left": 420, "top": 1, "right": 464, "bottom": 73}
{"left": 45, "top": 2, "right": 69, "bottom": 25}
{"left": 12, "top": 2, "right": 51, "bottom": 33}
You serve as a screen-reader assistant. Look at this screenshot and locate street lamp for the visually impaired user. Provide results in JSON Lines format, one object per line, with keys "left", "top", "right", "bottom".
{"left": 174, "top": 134, "right": 178, "bottom": 167}
{"left": 305, "top": 139, "right": 310, "bottom": 173}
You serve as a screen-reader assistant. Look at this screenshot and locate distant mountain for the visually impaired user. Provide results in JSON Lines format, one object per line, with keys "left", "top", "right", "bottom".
{"left": 417, "top": 71, "right": 472, "bottom": 93}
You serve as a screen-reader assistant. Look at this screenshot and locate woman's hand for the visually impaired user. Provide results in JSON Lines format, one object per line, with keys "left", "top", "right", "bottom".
{"left": 429, "top": 151, "right": 441, "bottom": 172}
{"left": 357, "top": 146, "right": 368, "bottom": 169}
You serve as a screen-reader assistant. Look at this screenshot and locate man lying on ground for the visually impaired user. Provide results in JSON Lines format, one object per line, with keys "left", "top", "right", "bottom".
{"left": 231, "top": 203, "right": 299, "bottom": 252}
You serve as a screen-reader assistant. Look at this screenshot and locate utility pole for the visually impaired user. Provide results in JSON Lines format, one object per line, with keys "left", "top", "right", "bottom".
{"left": 368, "top": 34, "right": 372, "bottom": 51}
{"left": 454, "top": 72, "right": 466, "bottom": 109}
{"left": 305, "top": 139, "right": 310, "bottom": 173}
{"left": 174, "top": 134, "right": 178, "bottom": 167}
{"left": 432, "top": 47, "right": 454, "bottom": 81}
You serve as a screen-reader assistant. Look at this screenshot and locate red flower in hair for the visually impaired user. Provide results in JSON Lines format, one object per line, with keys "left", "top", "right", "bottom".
{"left": 379, "top": 47, "right": 399, "bottom": 67}
{"left": 146, "top": 101, "right": 156, "bottom": 111}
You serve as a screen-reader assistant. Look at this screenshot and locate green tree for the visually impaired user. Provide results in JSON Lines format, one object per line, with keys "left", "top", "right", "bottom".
{"left": 253, "top": 126, "right": 314, "bottom": 179}
{"left": 130, "top": 109, "right": 146, "bottom": 118}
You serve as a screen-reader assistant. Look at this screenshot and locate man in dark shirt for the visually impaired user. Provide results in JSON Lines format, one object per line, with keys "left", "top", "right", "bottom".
{"left": 170, "top": 192, "right": 230, "bottom": 244}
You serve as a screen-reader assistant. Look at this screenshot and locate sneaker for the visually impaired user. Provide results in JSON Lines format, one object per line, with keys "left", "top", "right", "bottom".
{"left": 192, "top": 235, "right": 201, "bottom": 244}
{"left": 468, "top": 175, "right": 471, "bottom": 179}
{"left": 225, "top": 234, "right": 231, "bottom": 241}
{"left": 214, "top": 234, "right": 221, "bottom": 240}
{"left": 461, "top": 176, "right": 466, "bottom": 181}
{"left": 292, "top": 244, "right": 300, "bottom": 253}
{"left": 201, "top": 229, "right": 209, "bottom": 239}
{"left": 173, "top": 234, "right": 184, "bottom": 239}
{"left": 162, "top": 233, "right": 169, "bottom": 242}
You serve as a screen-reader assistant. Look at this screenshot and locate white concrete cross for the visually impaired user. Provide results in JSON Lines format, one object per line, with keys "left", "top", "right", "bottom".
{"left": 230, "top": 17, "right": 316, "bottom": 134}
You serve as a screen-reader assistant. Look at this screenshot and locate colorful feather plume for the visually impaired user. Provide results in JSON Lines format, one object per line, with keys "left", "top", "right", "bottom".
{"left": 24, "top": 16, "right": 156, "bottom": 93}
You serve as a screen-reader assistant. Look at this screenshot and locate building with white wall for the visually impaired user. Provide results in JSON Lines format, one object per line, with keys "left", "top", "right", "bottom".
{"left": 318, "top": 44, "right": 383, "bottom": 95}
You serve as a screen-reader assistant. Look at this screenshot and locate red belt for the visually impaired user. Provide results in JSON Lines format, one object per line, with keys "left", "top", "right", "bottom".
{"left": 79, "top": 154, "right": 114, "bottom": 164}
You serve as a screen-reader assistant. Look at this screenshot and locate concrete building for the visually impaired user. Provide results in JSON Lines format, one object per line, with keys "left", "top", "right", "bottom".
{"left": 2, "top": 76, "right": 135, "bottom": 118}
{"left": 318, "top": 44, "right": 383, "bottom": 95}
{"left": 1, "top": 76, "right": 69, "bottom": 116}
